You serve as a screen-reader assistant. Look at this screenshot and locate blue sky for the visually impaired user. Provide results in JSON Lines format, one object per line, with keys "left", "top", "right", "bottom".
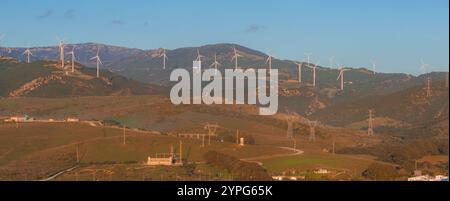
{"left": 1, "top": 0, "right": 448, "bottom": 74}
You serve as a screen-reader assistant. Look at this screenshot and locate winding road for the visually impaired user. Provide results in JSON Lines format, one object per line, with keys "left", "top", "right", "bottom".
{"left": 241, "top": 146, "right": 304, "bottom": 166}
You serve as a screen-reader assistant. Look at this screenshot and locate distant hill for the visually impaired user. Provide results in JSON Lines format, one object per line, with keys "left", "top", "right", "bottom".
{"left": 2, "top": 42, "right": 448, "bottom": 117}
{"left": 0, "top": 57, "right": 164, "bottom": 98}
{"left": 0, "top": 42, "right": 143, "bottom": 67}
{"left": 310, "top": 78, "right": 449, "bottom": 134}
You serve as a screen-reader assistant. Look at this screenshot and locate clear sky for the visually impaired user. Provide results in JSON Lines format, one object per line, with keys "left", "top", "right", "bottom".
{"left": 1, "top": 0, "right": 448, "bottom": 74}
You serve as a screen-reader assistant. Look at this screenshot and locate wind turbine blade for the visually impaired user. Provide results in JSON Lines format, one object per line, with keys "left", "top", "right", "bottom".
{"left": 337, "top": 71, "right": 342, "bottom": 80}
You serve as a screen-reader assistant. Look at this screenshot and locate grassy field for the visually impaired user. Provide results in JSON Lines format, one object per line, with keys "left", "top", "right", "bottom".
{"left": 55, "top": 163, "right": 234, "bottom": 181}
{"left": 0, "top": 96, "right": 390, "bottom": 180}
{"left": 262, "top": 153, "right": 375, "bottom": 172}
{"left": 0, "top": 122, "right": 289, "bottom": 180}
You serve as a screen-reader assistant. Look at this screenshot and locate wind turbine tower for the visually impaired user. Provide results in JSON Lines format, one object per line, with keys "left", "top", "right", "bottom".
{"left": 420, "top": 59, "right": 432, "bottom": 97}
{"left": 295, "top": 62, "right": 302, "bottom": 83}
{"left": 231, "top": 47, "right": 242, "bottom": 70}
{"left": 23, "top": 49, "right": 32, "bottom": 63}
{"left": 337, "top": 66, "right": 350, "bottom": 90}
{"left": 368, "top": 109, "right": 374, "bottom": 136}
{"left": 210, "top": 54, "right": 221, "bottom": 74}
{"left": 160, "top": 48, "right": 168, "bottom": 69}
{"left": 370, "top": 59, "right": 376, "bottom": 75}
{"left": 58, "top": 40, "right": 65, "bottom": 68}
{"left": 308, "top": 120, "right": 317, "bottom": 142}
{"left": 90, "top": 47, "right": 103, "bottom": 78}
{"left": 305, "top": 54, "right": 311, "bottom": 65}
{"left": 66, "top": 46, "right": 76, "bottom": 73}
{"left": 266, "top": 54, "right": 272, "bottom": 71}
{"left": 307, "top": 62, "right": 319, "bottom": 87}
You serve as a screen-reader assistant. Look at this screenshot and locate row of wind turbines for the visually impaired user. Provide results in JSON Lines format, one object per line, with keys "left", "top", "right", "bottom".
{"left": 0, "top": 36, "right": 104, "bottom": 79}
{"left": 0, "top": 33, "right": 444, "bottom": 92}
{"left": 158, "top": 46, "right": 375, "bottom": 91}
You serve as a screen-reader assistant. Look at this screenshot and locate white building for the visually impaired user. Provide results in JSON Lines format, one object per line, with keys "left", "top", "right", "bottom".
{"left": 314, "top": 168, "right": 330, "bottom": 174}
{"left": 66, "top": 118, "right": 79, "bottom": 122}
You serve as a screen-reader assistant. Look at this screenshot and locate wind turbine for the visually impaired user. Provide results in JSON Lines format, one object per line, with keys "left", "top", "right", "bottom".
{"left": 57, "top": 38, "right": 65, "bottom": 68}
{"left": 160, "top": 48, "right": 168, "bottom": 69}
{"left": 295, "top": 62, "right": 302, "bottom": 83}
{"left": 266, "top": 54, "right": 273, "bottom": 71}
{"left": 195, "top": 48, "right": 204, "bottom": 62}
{"left": 209, "top": 53, "right": 221, "bottom": 74}
{"left": 66, "top": 46, "right": 76, "bottom": 73}
{"left": 90, "top": 47, "right": 102, "bottom": 78}
{"left": 23, "top": 48, "right": 32, "bottom": 63}
{"left": 305, "top": 53, "right": 312, "bottom": 66}
{"left": 420, "top": 59, "right": 431, "bottom": 97}
{"left": 231, "top": 47, "right": 242, "bottom": 70}
{"left": 370, "top": 59, "right": 376, "bottom": 75}
{"left": 420, "top": 58, "right": 429, "bottom": 73}
{"left": 337, "top": 65, "right": 350, "bottom": 90}
{"left": 307, "top": 61, "right": 319, "bottom": 87}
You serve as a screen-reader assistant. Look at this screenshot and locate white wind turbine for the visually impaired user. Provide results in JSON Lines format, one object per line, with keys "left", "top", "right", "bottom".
{"left": 66, "top": 46, "right": 76, "bottom": 73}
{"left": 295, "top": 62, "right": 303, "bottom": 83}
{"left": 337, "top": 64, "right": 350, "bottom": 90}
{"left": 305, "top": 53, "right": 311, "bottom": 65}
{"left": 370, "top": 59, "right": 376, "bottom": 75}
{"left": 160, "top": 48, "right": 168, "bottom": 69}
{"left": 209, "top": 53, "right": 221, "bottom": 75}
{"left": 266, "top": 54, "right": 273, "bottom": 72}
{"left": 90, "top": 47, "right": 103, "bottom": 78}
{"left": 57, "top": 38, "right": 65, "bottom": 68}
{"left": 231, "top": 47, "right": 242, "bottom": 70}
{"left": 420, "top": 58, "right": 432, "bottom": 97}
{"left": 307, "top": 61, "right": 319, "bottom": 87}
{"left": 23, "top": 48, "right": 32, "bottom": 63}
{"left": 195, "top": 48, "right": 204, "bottom": 62}
{"left": 420, "top": 58, "right": 429, "bottom": 74}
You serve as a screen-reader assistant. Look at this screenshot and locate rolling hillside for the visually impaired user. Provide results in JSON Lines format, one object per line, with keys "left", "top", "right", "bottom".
{"left": 0, "top": 57, "right": 164, "bottom": 98}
